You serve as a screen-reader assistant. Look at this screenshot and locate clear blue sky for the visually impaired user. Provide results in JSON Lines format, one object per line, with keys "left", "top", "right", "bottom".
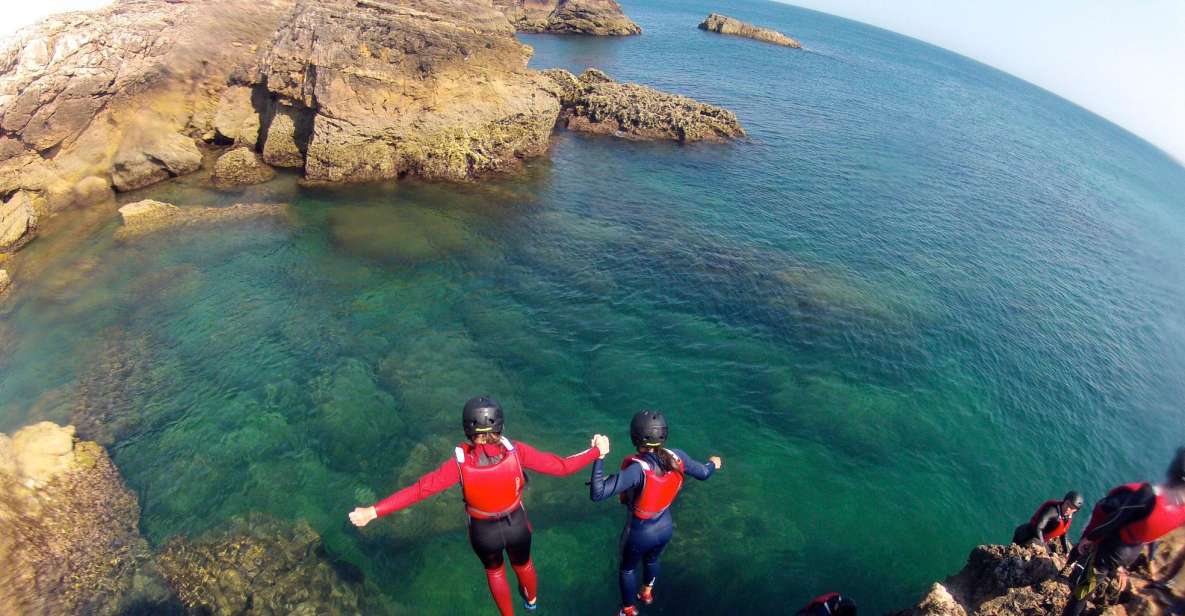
{"left": 4, "top": 1, "right": 1183, "bottom": 163}
{"left": 783, "top": 0, "right": 1185, "bottom": 164}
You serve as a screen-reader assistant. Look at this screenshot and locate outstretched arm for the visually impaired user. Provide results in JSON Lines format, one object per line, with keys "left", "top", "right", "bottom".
{"left": 350, "top": 458, "right": 461, "bottom": 526}
{"left": 516, "top": 441, "right": 600, "bottom": 476}
{"left": 674, "top": 449, "right": 719, "bottom": 481}
{"left": 590, "top": 460, "right": 644, "bottom": 502}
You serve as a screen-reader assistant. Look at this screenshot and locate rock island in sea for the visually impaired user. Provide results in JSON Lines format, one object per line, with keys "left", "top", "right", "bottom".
{"left": 698, "top": 13, "right": 803, "bottom": 48}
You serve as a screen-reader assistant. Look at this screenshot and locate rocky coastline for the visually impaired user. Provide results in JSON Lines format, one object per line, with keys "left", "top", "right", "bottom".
{"left": 0, "top": 0, "right": 735, "bottom": 291}
{"left": 698, "top": 13, "right": 802, "bottom": 48}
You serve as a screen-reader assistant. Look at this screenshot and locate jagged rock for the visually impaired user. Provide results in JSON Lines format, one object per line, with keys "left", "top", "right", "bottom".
{"left": 0, "top": 190, "right": 37, "bottom": 250}
{"left": 111, "top": 131, "right": 203, "bottom": 192}
{"left": 213, "top": 85, "right": 263, "bottom": 147}
{"left": 547, "top": 68, "right": 746, "bottom": 142}
{"left": 913, "top": 583, "right": 969, "bottom": 616}
{"left": 157, "top": 513, "right": 365, "bottom": 615}
{"left": 0, "top": 269, "right": 9, "bottom": 295}
{"left": 212, "top": 147, "right": 277, "bottom": 186}
{"left": 0, "top": 422, "right": 175, "bottom": 615}
{"left": 73, "top": 175, "right": 114, "bottom": 206}
{"left": 698, "top": 13, "right": 802, "bottom": 48}
{"left": 495, "top": 0, "right": 641, "bottom": 35}
{"left": 116, "top": 199, "right": 288, "bottom": 238}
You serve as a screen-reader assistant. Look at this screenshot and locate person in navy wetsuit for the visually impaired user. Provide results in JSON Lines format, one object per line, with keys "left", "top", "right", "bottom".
{"left": 348, "top": 395, "right": 609, "bottom": 616}
{"left": 589, "top": 410, "right": 722, "bottom": 616}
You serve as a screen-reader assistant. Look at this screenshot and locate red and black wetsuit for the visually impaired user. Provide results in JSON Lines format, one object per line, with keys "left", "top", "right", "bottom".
{"left": 373, "top": 437, "right": 598, "bottom": 616}
{"left": 796, "top": 592, "right": 857, "bottom": 616}
{"left": 1014, "top": 499, "right": 1074, "bottom": 552}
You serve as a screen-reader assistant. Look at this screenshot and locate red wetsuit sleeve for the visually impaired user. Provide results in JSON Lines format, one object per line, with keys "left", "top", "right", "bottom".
{"left": 515, "top": 441, "right": 599, "bottom": 476}
{"left": 372, "top": 457, "right": 460, "bottom": 517}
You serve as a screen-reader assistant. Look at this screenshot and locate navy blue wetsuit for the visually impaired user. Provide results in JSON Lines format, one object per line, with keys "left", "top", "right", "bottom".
{"left": 590, "top": 449, "right": 716, "bottom": 609}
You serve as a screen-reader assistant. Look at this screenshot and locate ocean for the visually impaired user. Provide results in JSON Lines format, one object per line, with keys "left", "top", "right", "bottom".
{"left": 1, "top": 0, "right": 1183, "bottom": 612}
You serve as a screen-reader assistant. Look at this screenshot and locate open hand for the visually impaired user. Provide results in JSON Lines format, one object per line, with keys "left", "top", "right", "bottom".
{"left": 349, "top": 506, "right": 377, "bottom": 527}
{"left": 709, "top": 455, "right": 723, "bottom": 470}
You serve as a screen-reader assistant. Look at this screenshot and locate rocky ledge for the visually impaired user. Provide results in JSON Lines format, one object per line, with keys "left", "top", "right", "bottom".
{"left": 494, "top": 0, "right": 641, "bottom": 35}
{"left": 0, "top": 0, "right": 731, "bottom": 260}
{"left": 698, "top": 13, "right": 802, "bottom": 48}
{"left": 115, "top": 199, "right": 288, "bottom": 239}
{"left": 898, "top": 534, "right": 1185, "bottom": 616}
{"left": 0, "top": 422, "right": 176, "bottom": 614}
{"left": 545, "top": 68, "right": 745, "bottom": 142}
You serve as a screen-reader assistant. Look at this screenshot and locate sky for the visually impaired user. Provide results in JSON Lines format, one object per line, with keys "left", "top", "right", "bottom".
{"left": 783, "top": 0, "right": 1185, "bottom": 163}
{"left": 2, "top": 1, "right": 1183, "bottom": 162}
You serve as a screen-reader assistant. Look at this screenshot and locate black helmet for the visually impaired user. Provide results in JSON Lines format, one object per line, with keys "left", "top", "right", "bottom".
{"left": 1063, "top": 491, "right": 1084, "bottom": 509}
{"left": 1168, "top": 447, "right": 1185, "bottom": 486}
{"left": 462, "top": 395, "right": 504, "bottom": 440}
{"left": 630, "top": 410, "right": 668, "bottom": 448}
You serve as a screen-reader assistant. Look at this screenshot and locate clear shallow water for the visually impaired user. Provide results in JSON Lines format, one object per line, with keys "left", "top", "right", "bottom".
{"left": 2, "top": 0, "right": 1185, "bottom": 613}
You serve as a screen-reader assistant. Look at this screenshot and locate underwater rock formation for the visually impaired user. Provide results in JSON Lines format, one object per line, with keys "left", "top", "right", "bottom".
{"left": 116, "top": 199, "right": 288, "bottom": 239}
{"left": 545, "top": 68, "right": 746, "bottom": 142}
{"left": 212, "top": 147, "right": 277, "bottom": 187}
{"left": 493, "top": 0, "right": 641, "bottom": 35}
{"left": 698, "top": 13, "right": 802, "bottom": 48}
{"left": 0, "top": 268, "right": 9, "bottom": 295}
{"left": 157, "top": 512, "right": 366, "bottom": 615}
{"left": 0, "top": 422, "right": 175, "bottom": 615}
{"left": 898, "top": 533, "right": 1185, "bottom": 615}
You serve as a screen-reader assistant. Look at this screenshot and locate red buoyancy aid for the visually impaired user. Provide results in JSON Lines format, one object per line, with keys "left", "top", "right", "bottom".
{"left": 806, "top": 592, "right": 841, "bottom": 609}
{"left": 621, "top": 452, "right": 684, "bottom": 519}
{"left": 1030, "top": 499, "right": 1073, "bottom": 540}
{"left": 455, "top": 437, "right": 526, "bottom": 519}
{"left": 1120, "top": 485, "right": 1185, "bottom": 544}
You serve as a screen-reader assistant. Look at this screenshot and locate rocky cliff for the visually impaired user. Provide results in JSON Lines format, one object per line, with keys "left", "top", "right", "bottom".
{"left": 493, "top": 0, "right": 641, "bottom": 35}
{"left": 698, "top": 13, "right": 802, "bottom": 48}
{"left": 0, "top": 0, "right": 730, "bottom": 261}
{"left": 898, "top": 534, "right": 1185, "bottom": 616}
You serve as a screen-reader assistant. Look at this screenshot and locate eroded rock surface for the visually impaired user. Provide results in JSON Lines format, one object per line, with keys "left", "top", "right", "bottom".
{"left": 0, "top": 422, "right": 175, "bottom": 615}
{"left": 116, "top": 199, "right": 288, "bottom": 238}
{"left": 157, "top": 512, "right": 366, "bottom": 615}
{"left": 698, "top": 13, "right": 802, "bottom": 48}
{"left": 212, "top": 146, "right": 276, "bottom": 186}
{"left": 546, "top": 68, "right": 745, "bottom": 142}
{"left": 494, "top": 0, "right": 641, "bottom": 35}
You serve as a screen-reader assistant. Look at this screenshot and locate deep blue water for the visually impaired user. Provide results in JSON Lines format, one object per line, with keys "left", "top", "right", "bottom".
{"left": 1, "top": 0, "right": 1184, "bottom": 613}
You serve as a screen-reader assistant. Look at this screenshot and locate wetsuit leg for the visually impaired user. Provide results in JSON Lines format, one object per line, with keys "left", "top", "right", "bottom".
{"left": 505, "top": 513, "right": 537, "bottom": 603}
{"left": 641, "top": 521, "right": 674, "bottom": 589}
{"left": 618, "top": 513, "right": 674, "bottom": 608}
{"left": 469, "top": 508, "right": 533, "bottom": 616}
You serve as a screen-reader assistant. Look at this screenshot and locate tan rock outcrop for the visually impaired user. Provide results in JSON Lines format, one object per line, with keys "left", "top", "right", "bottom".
{"left": 547, "top": 68, "right": 746, "bottom": 142}
{"left": 0, "top": 268, "right": 10, "bottom": 295}
{"left": 111, "top": 130, "right": 203, "bottom": 191}
{"left": 0, "top": 422, "right": 174, "bottom": 615}
{"left": 212, "top": 85, "right": 263, "bottom": 148}
{"left": 495, "top": 0, "right": 641, "bottom": 35}
{"left": 116, "top": 199, "right": 288, "bottom": 238}
{"left": 0, "top": 190, "right": 37, "bottom": 251}
{"left": 212, "top": 146, "right": 276, "bottom": 186}
{"left": 698, "top": 13, "right": 802, "bottom": 48}
{"left": 73, "top": 175, "right": 114, "bottom": 206}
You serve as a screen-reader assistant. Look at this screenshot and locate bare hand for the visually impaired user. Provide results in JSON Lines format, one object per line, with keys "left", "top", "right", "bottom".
{"left": 709, "top": 456, "right": 723, "bottom": 470}
{"left": 349, "top": 506, "right": 377, "bottom": 527}
{"left": 593, "top": 434, "right": 611, "bottom": 458}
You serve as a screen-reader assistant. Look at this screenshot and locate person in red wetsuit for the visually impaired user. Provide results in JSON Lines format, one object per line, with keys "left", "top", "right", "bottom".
{"left": 795, "top": 592, "right": 858, "bottom": 615}
{"left": 1012, "top": 491, "right": 1083, "bottom": 554}
{"left": 1064, "top": 447, "right": 1185, "bottom": 616}
{"left": 348, "top": 395, "right": 609, "bottom": 616}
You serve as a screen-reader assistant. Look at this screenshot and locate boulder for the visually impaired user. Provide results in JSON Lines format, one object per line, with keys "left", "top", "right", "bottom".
{"left": 212, "top": 147, "right": 276, "bottom": 186}
{"left": 494, "top": 0, "right": 641, "bottom": 35}
{"left": 111, "top": 132, "right": 203, "bottom": 192}
{"left": 913, "top": 583, "right": 969, "bottom": 616}
{"left": 212, "top": 85, "right": 262, "bottom": 147}
{"left": 546, "top": 68, "right": 746, "bottom": 142}
{"left": 116, "top": 199, "right": 288, "bottom": 239}
{"left": 0, "top": 422, "right": 175, "bottom": 615}
{"left": 261, "top": 104, "right": 310, "bottom": 168}
{"left": 72, "top": 175, "right": 114, "bottom": 206}
{"left": 698, "top": 13, "right": 802, "bottom": 48}
{"left": 0, "top": 190, "right": 37, "bottom": 250}
{"left": 0, "top": 269, "right": 9, "bottom": 295}
{"left": 157, "top": 513, "right": 366, "bottom": 615}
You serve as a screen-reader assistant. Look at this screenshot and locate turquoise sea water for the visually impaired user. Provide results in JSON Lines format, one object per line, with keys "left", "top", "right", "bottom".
{"left": 2, "top": 0, "right": 1184, "bottom": 613}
